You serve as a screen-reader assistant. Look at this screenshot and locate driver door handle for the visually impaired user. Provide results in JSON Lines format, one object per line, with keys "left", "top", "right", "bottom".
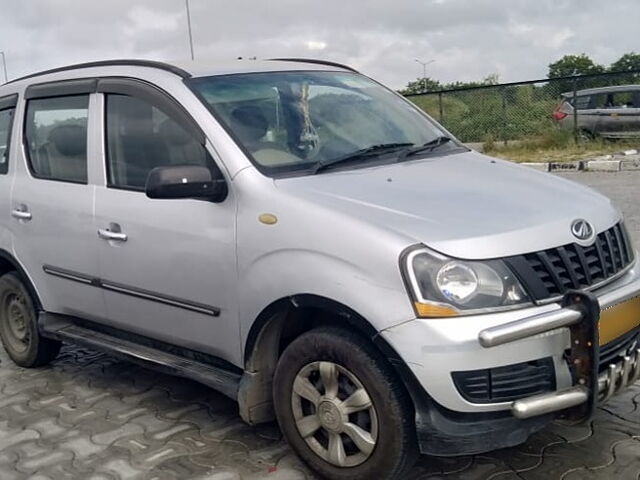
{"left": 11, "top": 207, "right": 32, "bottom": 221}
{"left": 98, "top": 224, "right": 128, "bottom": 242}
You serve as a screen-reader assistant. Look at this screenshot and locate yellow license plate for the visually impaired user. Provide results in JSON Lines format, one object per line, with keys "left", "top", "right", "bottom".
{"left": 599, "top": 296, "right": 640, "bottom": 346}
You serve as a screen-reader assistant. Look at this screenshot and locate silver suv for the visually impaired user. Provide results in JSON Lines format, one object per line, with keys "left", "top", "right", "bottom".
{"left": 554, "top": 85, "right": 640, "bottom": 139}
{"left": 0, "top": 59, "right": 639, "bottom": 480}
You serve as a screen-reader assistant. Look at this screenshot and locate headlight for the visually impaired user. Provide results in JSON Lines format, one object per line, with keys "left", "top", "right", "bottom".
{"left": 403, "top": 247, "right": 530, "bottom": 317}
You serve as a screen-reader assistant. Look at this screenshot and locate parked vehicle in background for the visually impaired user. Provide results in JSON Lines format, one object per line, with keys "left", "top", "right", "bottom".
{"left": 0, "top": 59, "right": 639, "bottom": 480}
{"left": 553, "top": 85, "right": 640, "bottom": 139}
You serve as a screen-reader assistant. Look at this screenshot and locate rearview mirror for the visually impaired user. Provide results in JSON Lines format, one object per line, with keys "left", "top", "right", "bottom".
{"left": 145, "top": 165, "right": 227, "bottom": 201}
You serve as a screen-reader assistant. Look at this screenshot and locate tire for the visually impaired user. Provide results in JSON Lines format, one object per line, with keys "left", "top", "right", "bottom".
{"left": 273, "top": 326, "right": 418, "bottom": 480}
{"left": 0, "top": 272, "right": 61, "bottom": 367}
{"left": 578, "top": 129, "right": 595, "bottom": 144}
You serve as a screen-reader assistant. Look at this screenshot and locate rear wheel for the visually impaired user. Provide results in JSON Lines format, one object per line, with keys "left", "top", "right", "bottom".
{"left": 0, "top": 272, "right": 60, "bottom": 367}
{"left": 273, "top": 327, "right": 418, "bottom": 480}
{"left": 578, "top": 129, "right": 595, "bottom": 143}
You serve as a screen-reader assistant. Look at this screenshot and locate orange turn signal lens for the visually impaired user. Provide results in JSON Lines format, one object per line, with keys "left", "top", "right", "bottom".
{"left": 414, "top": 302, "right": 459, "bottom": 318}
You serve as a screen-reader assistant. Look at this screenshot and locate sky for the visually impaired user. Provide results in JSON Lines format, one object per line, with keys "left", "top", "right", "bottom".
{"left": 0, "top": 0, "right": 637, "bottom": 89}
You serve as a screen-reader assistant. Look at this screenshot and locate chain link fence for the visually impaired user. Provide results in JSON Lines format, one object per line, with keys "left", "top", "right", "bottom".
{"left": 404, "top": 70, "right": 640, "bottom": 146}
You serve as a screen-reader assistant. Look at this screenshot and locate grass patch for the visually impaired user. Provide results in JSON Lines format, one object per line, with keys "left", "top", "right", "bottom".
{"left": 482, "top": 131, "right": 639, "bottom": 163}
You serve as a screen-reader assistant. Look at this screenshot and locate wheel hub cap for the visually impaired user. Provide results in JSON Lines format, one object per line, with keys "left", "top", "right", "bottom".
{"left": 317, "top": 400, "right": 344, "bottom": 433}
{"left": 291, "top": 360, "right": 378, "bottom": 468}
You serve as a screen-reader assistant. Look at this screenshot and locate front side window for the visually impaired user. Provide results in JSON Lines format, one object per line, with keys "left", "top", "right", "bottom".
{"left": 188, "top": 71, "right": 458, "bottom": 176}
{"left": 0, "top": 107, "right": 14, "bottom": 175}
{"left": 105, "top": 94, "right": 213, "bottom": 190}
{"left": 24, "top": 95, "right": 89, "bottom": 183}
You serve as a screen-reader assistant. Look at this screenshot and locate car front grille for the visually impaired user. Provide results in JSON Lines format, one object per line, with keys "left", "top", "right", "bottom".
{"left": 505, "top": 222, "right": 634, "bottom": 302}
{"left": 599, "top": 327, "right": 640, "bottom": 373}
{"left": 452, "top": 358, "right": 556, "bottom": 404}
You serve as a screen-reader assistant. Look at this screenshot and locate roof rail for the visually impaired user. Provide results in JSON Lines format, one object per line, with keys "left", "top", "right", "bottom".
{"left": 6, "top": 59, "right": 191, "bottom": 85}
{"left": 268, "top": 58, "right": 358, "bottom": 73}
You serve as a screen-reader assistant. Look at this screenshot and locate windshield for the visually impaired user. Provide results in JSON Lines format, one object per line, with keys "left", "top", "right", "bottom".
{"left": 188, "top": 71, "right": 459, "bottom": 176}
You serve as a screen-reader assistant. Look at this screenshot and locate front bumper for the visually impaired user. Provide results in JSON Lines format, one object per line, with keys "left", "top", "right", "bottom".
{"left": 481, "top": 270, "right": 640, "bottom": 420}
{"left": 381, "top": 258, "right": 640, "bottom": 453}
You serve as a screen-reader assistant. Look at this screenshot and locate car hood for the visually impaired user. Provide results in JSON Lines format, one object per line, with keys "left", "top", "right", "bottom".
{"left": 274, "top": 151, "right": 620, "bottom": 259}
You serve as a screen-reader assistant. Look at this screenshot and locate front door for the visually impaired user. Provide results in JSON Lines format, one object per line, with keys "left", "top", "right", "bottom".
{"left": 94, "top": 84, "right": 240, "bottom": 364}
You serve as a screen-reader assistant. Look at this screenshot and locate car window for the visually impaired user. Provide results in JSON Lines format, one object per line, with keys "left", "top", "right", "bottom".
{"left": 105, "top": 94, "right": 213, "bottom": 190}
{"left": 24, "top": 95, "right": 89, "bottom": 183}
{"left": 0, "top": 107, "right": 14, "bottom": 175}
{"left": 189, "top": 71, "right": 453, "bottom": 176}
{"left": 593, "top": 91, "right": 636, "bottom": 109}
{"left": 572, "top": 95, "right": 591, "bottom": 110}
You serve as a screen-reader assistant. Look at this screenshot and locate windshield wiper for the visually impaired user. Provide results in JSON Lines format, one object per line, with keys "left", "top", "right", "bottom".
{"left": 396, "top": 136, "right": 453, "bottom": 162}
{"left": 312, "top": 143, "right": 414, "bottom": 174}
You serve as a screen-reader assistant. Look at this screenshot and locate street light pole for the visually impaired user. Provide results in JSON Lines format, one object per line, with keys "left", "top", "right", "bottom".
{"left": 414, "top": 58, "right": 435, "bottom": 93}
{"left": 185, "top": 0, "right": 195, "bottom": 60}
{"left": 0, "top": 51, "right": 7, "bottom": 84}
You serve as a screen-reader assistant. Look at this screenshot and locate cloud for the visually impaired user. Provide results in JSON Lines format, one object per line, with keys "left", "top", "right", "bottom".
{"left": 0, "top": 0, "right": 637, "bottom": 89}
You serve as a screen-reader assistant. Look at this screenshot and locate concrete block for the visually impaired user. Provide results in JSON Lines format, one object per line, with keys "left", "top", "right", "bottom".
{"left": 584, "top": 159, "right": 621, "bottom": 172}
{"left": 520, "top": 162, "right": 549, "bottom": 172}
{"left": 549, "top": 161, "right": 581, "bottom": 172}
{"left": 621, "top": 158, "right": 640, "bottom": 171}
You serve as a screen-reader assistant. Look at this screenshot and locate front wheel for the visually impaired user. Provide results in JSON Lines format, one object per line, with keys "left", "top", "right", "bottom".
{"left": 273, "top": 327, "right": 418, "bottom": 480}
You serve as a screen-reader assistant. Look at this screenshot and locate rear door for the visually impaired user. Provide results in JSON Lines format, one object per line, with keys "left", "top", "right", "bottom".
{"left": 573, "top": 94, "right": 598, "bottom": 134}
{"left": 10, "top": 81, "right": 106, "bottom": 320}
{"left": 0, "top": 94, "right": 18, "bottom": 255}
{"left": 93, "top": 79, "right": 240, "bottom": 363}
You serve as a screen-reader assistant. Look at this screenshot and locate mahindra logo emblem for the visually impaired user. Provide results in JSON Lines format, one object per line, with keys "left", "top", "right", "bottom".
{"left": 571, "top": 219, "right": 594, "bottom": 241}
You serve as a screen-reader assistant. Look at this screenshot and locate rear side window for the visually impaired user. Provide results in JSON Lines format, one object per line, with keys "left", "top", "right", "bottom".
{"left": 0, "top": 107, "right": 14, "bottom": 175}
{"left": 593, "top": 91, "right": 636, "bottom": 109}
{"left": 105, "top": 94, "right": 213, "bottom": 190}
{"left": 24, "top": 95, "right": 89, "bottom": 183}
{"left": 569, "top": 95, "right": 591, "bottom": 110}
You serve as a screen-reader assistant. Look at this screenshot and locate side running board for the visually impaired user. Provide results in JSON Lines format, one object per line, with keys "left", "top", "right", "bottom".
{"left": 39, "top": 314, "right": 241, "bottom": 400}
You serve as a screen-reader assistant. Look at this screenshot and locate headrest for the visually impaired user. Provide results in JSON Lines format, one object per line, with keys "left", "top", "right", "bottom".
{"left": 229, "top": 106, "right": 268, "bottom": 143}
{"left": 48, "top": 124, "right": 87, "bottom": 157}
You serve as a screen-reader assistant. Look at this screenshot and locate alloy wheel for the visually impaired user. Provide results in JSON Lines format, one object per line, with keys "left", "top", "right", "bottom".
{"left": 291, "top": 360, "right": 378, "bottom": 467}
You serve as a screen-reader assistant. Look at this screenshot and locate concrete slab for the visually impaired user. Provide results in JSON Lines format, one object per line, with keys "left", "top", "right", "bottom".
{"left": 584, "top": 160, "right": 622, "bottom": 172}
{"left": 520, "top": 162, "right": 549, "bottom": 172}
{"left": 621, "top": 157, "right": 640, "bottom": 171}
{"left": 549, "top": 161, "right": 582, "bottom": 172}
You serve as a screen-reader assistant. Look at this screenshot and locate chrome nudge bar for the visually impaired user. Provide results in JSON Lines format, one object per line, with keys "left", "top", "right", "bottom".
{"left": 479, "top": 273, "right": 640, "bottom": 349}
{"left": 478, "top": 274, "right": 640, "bottom": 421}
{"left": 479, "top": 308, "right": 582, "bottom": 348}
{"left": 512, "top": 347, "right": 640, "bottom": 419}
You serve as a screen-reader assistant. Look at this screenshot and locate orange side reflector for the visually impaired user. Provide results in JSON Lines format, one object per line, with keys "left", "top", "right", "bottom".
{"left": 599, "top": 296, "right": 640, "bottom": 346}
{"left": 414, "top": 302, "right": 459, "bottom": 318}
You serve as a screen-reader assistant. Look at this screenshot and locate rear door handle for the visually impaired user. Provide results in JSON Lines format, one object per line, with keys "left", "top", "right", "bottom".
{"left": 98, "top": 224, "right": 128, "bottom": 242}
{"left": 11, "top": 207, "right": 32, "bottom": 221}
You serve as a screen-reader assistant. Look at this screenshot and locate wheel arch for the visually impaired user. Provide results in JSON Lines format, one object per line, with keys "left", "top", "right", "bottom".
{"left": 239, "top": 293, "right": 420, "bottom": 425}
{"left": 0, "top": 249, "right": 42, "bottom": 310}
{"left": 244, "top": 294, "right": 380, "bottom": 367}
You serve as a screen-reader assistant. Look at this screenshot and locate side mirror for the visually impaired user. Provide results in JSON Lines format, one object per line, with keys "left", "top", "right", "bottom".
{"left": 145, "top": 165, "right": 227, "bottom": 201}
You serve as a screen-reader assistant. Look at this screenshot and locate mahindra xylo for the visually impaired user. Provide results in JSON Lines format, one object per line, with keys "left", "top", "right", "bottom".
{"left": 0, "top": 59, "right": 638, "bottom": 480}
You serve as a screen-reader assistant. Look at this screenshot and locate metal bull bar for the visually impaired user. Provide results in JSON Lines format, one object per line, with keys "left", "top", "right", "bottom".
{"left": 479, "top": 281, "right": 640, "bottom": 422}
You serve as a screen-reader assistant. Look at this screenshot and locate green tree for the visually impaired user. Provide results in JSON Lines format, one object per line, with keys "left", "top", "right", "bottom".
{"left": 548, "top": 54, "right": 606, "bottom": 78}
{"left": 610, "top": 52, "right": 640, "bottom": 72}
{"left": 609, "top": 52, "right": 640, "bottom": 84}
{"left": 398, "top": 77, "right": 441, "bottom": 95}
{"left": 548, "top": 54, "right": 606, "bottom": 92}
{"left": 443, "top": 73, "right": 500, "bottom": 91}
